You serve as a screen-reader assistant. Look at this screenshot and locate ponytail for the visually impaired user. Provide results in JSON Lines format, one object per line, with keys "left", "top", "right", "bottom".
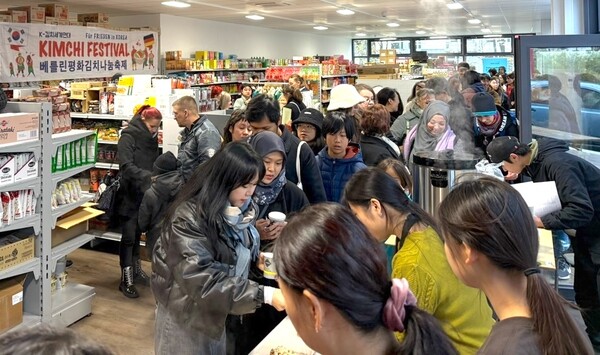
{"left": 384, "top": 279, "right": 458, "bottom": 355}
{"left": 526, "top": 272, "right": 593, "bottom": 354}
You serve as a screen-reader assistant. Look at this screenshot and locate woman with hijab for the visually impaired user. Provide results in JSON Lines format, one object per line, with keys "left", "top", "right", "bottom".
{"left": 231, "top": 131, "right": 309, "bottom": 354}
{"left": 403, "top": 100, "right": 457, "bottom": 166}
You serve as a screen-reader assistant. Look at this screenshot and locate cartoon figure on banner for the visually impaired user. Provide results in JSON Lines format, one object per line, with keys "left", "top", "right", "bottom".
{"left": 143, "top": 34, "right": 155, "bottom": 70}
{"left": 143, "top": 47, "right": 148, "bottom": 69}
{"left": 26, "top": 54, "right": 34, "bottom": 76}
{"left": 9, "top": 63, "right": 14, "bottom": 77}
{"left": 15, "top": 52, "right": 25, "bottom": 77}
{"left": 131, "top": 41, "right": 146, "bottom": 70}
{"left": 131, "top": 47, "right": 138, "bottom": 70}
{"left": 148, "top": 48, "right": 155, "bottom": 69}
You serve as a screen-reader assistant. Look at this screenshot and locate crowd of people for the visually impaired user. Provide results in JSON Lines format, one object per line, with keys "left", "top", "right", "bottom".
{"left": 45, "top": 65, "right": 599, "bottom": 355}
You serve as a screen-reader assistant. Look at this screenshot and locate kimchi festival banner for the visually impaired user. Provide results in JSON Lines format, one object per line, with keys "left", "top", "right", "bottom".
{"left": 0, "top": 23, "right": 158, "bottom": 82}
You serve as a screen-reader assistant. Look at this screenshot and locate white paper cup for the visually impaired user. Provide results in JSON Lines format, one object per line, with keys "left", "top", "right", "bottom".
{"left": 268, "top": 211, "right": 286, "bottom": 223}
{"left": 263, "top": 252, "right": 277, "bottom": 279}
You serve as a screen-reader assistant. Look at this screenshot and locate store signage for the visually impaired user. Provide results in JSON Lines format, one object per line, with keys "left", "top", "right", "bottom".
{"left": 0, "top": 23, "right": 158, "bottom": 83}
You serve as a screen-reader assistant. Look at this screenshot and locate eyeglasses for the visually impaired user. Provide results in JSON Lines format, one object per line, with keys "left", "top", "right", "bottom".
{"left": 362, "top": 96, "right": 374, "bottom": 103}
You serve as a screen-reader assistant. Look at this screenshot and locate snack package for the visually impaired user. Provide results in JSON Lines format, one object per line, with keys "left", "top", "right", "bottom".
{"left": 51, "top": 191, "right": 58, "bottom": 209}
{"left": 3, "top": 191, "right": 14, "bottom": 224}
{"left": 11, "top": 191, "right": 23, "bottom": 220}
{"left": 55, "top": 145, "right": 64, "bottom": 171}
{"left": 55, "top": 187, "right": 66, "bottom": 205}
{"left": 26, "top": 189, "right": 33, "bottom": 216}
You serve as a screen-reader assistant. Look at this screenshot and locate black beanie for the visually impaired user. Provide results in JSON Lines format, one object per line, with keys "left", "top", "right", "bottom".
{"left": 292, "top": 108, "right": 324, "bottom": 134}
{"left": 471, "top": 92, "right": 497, "bottom": 117}
{"left": 153, "top": 151, "right": 178, "bottom": 175}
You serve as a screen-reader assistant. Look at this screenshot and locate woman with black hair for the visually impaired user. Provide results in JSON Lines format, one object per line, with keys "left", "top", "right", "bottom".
{"left": 222, "top": 109, "right": 252, "bottom": 148}
{"left": 275, "top": 203, "right": 458, "bottom": 355}
{"left": 151, "top": 142, "right": 284, "bottom": 354}
{"left": 292, "top": 108, "right": 325, "bottom": 156}
{"left": 438, "top": 177, "right": 594, "bottom": 355}
{"left": 376, "top": 87, "right": 403, "bottom": 123}
{"left": 343, "top": 168, "right": 494, "bottom": 354}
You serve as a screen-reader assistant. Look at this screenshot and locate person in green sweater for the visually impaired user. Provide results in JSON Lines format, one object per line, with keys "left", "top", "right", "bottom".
{"left": 344, "top": 167, "right": 494, "bottom": 355}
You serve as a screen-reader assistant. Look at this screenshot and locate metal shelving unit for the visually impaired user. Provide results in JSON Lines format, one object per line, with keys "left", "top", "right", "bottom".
{"left": 94, "top": 162, "right": 119, "bottom": 170}
{"left": 51, "top": 193, "right": 95, "bottom": 228}
{"left": 0, "top": 102, "right": 96, "bottom": 334}
{"left": 69, "top": 113, "right": 129, "bottom": 121}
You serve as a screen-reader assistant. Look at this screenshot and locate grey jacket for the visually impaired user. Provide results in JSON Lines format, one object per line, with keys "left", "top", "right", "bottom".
{"left": 151, "top": 199, "right": 264, "bottom": 339}
{"left": 178, "top": 116, "right": 221, "bottom": 182}
{"left": 390, "top": 102, "right": 422, "bottom": 144}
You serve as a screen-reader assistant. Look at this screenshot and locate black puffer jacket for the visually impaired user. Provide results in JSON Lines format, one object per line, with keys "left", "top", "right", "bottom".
{"left": 138, "top": 171, "right": 183, "bottom": 254}
{"left": 117, "top": 116, "right": 159, "bottom": 216}
{"left": 151, "top": 199, "right": 264, "bottom": 340}
{"left": 526, "top": 138, "right": 600, "bottom": 235}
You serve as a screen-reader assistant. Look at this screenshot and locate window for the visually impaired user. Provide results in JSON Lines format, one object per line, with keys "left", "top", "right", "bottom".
{"left": 353, "top": 40, "right": 368, "bottom": 56}
{"left": 466, "top": 37, "right": 512, "bottom": 53}
{"left": 415, "top": 39, "right": 462, "bottom": 54}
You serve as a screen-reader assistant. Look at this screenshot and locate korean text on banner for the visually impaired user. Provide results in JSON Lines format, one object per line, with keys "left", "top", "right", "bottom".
{"left": 0, "top": 23, "right": 159, "bottom": 82}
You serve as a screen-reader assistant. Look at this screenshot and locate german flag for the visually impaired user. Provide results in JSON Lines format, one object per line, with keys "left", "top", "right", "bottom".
{"left": 144, "top": 34, "right": 155, "bottom": 48}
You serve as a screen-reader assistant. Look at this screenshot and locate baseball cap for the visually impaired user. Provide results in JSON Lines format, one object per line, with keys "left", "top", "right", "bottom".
{"left": 486, "top": 136, "right": 521, "bottom": 163}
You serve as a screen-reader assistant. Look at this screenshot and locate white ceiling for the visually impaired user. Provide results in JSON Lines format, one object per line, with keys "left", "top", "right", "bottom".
{"left": 0, "top": 0, "right": 550, "bottom": 38}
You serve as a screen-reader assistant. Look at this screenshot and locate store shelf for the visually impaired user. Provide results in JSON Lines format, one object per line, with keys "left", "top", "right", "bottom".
{"left": 51, "top": 130, "right": 95, "bottom": 156}
{"left": 321, "top": 87, "right": 333, "bottom": 91}
{"left": 52, "top": 164, "right": 95, "bottom": 189}
{"left": 98, "top": 140, "right": 118, "bottom": 145}
{"left": 0, "top": 176, "right": 41, "bottom": 196}
{"left": 0, "top": 214, "right": 40, "bottom": 235}
{"left": 11, "top": 314, "right": 42, "bottom": 332}
{"left": 0, "top": 258, "right": 40, "bottom": 281}
{"left": 237, "top": 67, "right": 268, "bottom": 71}
{"left": 321, "top": 74, "right": 358, "bottom": 78}
{"left": 51, "top": 233, "right": 95, "bottom": 272}
{"left": 166, "top": 68, "right": 237, "bottom": 74}
{"left": 88, "top": 230, "right": 145, "bottom": 247}
{"left": 51, "top": 193, "right": 95, "bottom": 228}
{"left": 69, "top": 113, "right": 129, "bottom": 121}
{"left": 0, "top": 139, "right": 40, "bottom": 154}
{"left": 94, "top": 162, "right": 119, "bottom": 170}
{"left": 191, "top": 81, "right": 239, "bottom": 87}
{"left": 51, "top": 283, "right": 95, "bottom": 327}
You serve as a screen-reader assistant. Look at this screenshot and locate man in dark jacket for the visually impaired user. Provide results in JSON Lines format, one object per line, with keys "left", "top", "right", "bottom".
{"left": 487, "top": 136, "right": 600, "bottom": 351}
{"left": 172, "top": 96, "right": 221, "bottom": 182}
{"left": 472, "top": 92, "right": 519, "bottom": 153}
{"left": 138, "top": 151, "right": 182, "bottom": 257}
{"left": 245, "top": 95, "right": 326, "bottom": 204}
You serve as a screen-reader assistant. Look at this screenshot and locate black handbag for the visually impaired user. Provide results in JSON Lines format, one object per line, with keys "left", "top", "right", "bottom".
{"left": 97, "top": 172, "right": 120, "bottom": 213}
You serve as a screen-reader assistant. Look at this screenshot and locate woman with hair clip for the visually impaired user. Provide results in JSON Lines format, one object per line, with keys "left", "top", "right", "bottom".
{"left": 151, "top": 142, "right": 285, "bottom": 354}
{"left": 438, "top": 177, "right": 594, "bottom": 355}
{"left": 274, "top": 203, "right": 458, "bottom": 355}
{"left": 116, "top": 104, "right": 162, "bottom": 298}
{"left": 343, "top": 168, "right": 494, "bottom": 354}
{"left": 282, "top": 84, "right": 307, "bottom": 123}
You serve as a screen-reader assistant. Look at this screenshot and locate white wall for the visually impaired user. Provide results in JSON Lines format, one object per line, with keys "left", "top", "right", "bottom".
{"left": 158, "top": 14, "right": 351, "bottom": 59}
{"left": 110, "top": 14, "right": 161, "bottom": 29}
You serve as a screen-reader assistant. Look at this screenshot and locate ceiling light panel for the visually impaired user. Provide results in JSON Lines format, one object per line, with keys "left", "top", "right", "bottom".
{"left": 336, "top": 9, "right": 355, "bottom": 15}
{"left": 161, "top": 1, "right": 190, "bottom": 8}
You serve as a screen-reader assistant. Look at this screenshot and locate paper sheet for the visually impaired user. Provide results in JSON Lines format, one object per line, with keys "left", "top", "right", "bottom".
{"left": 511, "top": 181, "right": 562, "bottom": 217}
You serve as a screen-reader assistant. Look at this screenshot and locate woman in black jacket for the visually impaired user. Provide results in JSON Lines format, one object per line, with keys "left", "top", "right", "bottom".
{"left": 360, "top": 104, "right": 401, "bottom": 166}
{"left": 116, "top": 105, "right": 162, "bottom": 298}
{"left": 231, "top": 131, "right": 309, "bottom": 354}
{"left": 151, "top": 142, "right": 284, "bottom": 354}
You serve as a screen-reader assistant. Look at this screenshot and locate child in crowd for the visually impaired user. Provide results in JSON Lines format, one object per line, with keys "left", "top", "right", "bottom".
{"left": 292, "top": 108, "right": 325, "bottom": 155}
{"left": 438, "top": 177, "right": 593, "bottom": 354}
{"left": 233, "top": 84, "right": 253, "bottom": 111}
{"left": 222, "top": 110, "right": 252, "bottom": 147}
{"left": 344, "top": 168, "right": 494, "bottom": 354}
{"left": 138, "top": 151, "right": 182, "bottom": 257}
{"left": 316, "top": 111, "right": 366, "bottom": 202}
{"left": 274, "top": 203, "right": 458, "bottom": 355}
{"left": 151, "top": 142, "right": 284, "bottom": 354}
